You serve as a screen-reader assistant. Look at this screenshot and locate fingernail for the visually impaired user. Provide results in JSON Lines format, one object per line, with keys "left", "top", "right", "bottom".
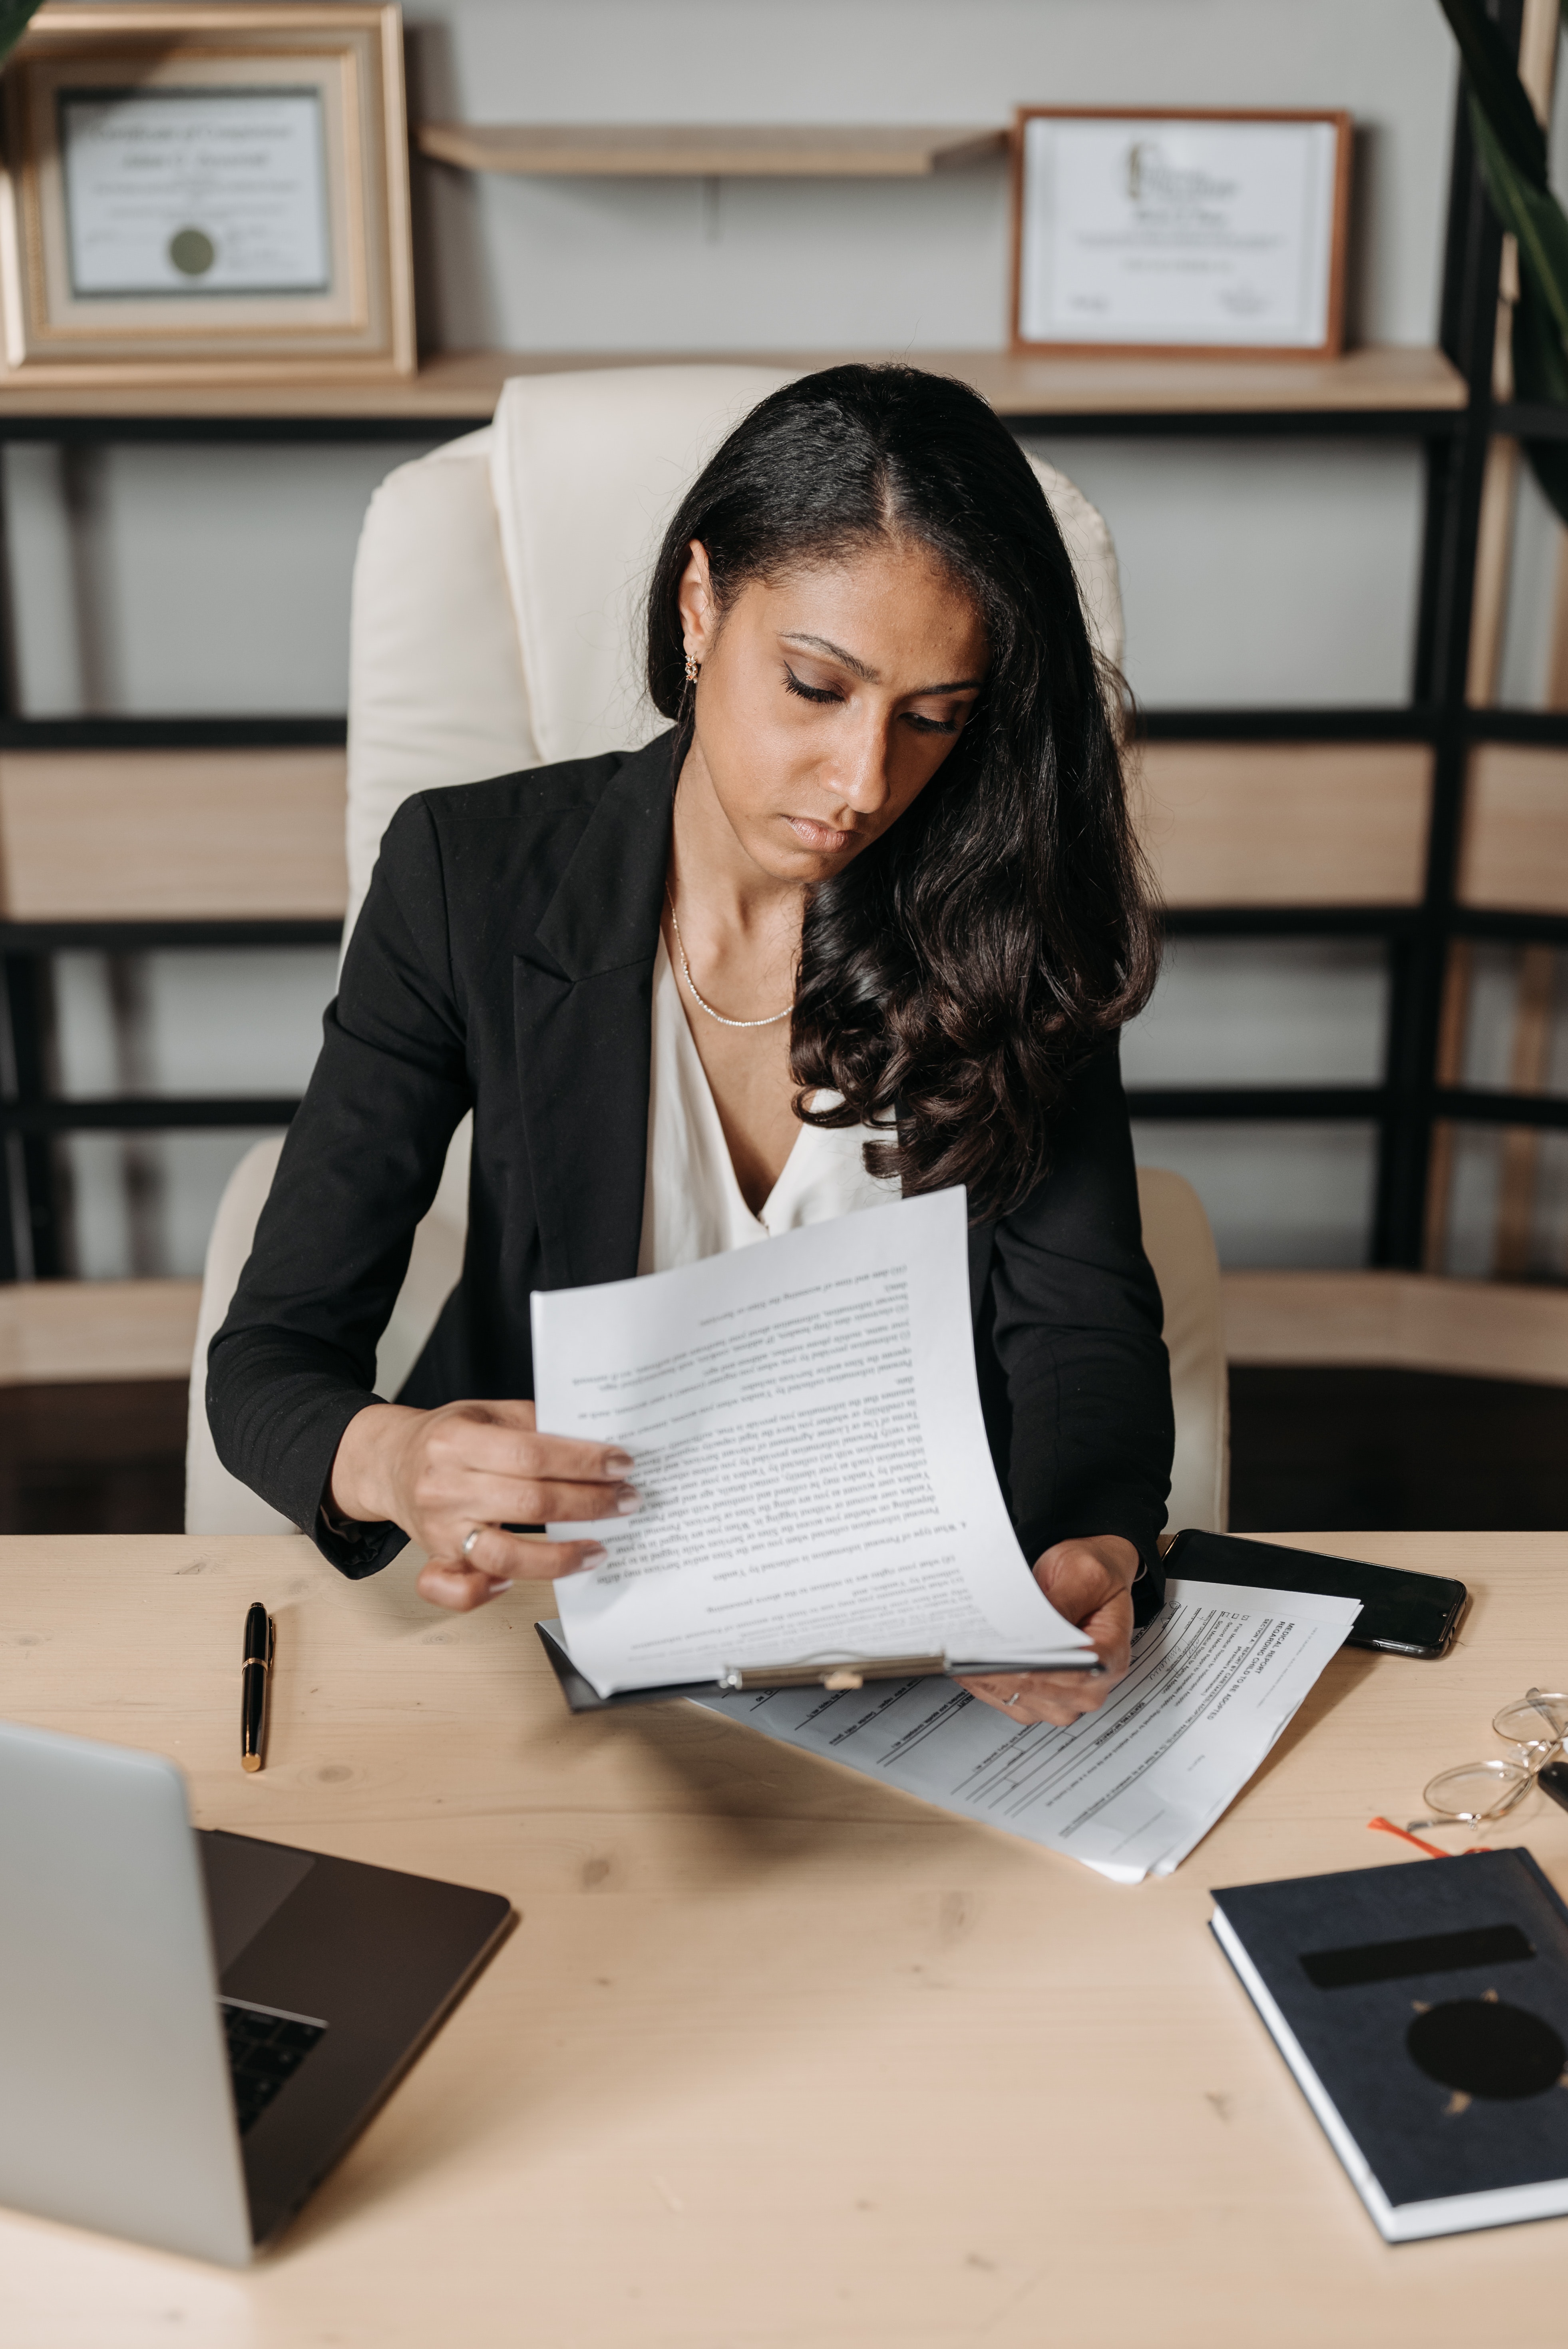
{"left": 614, "top": 1484, "right": 642, "bottom": 1515}
{"left": 486, "top": 1578, "right": 513, "bottom": 1596}
{"left": 606, "top": 1451, "right": 635, "bottom": 1475}
{"left": 580, "top": 1545, "right": 609, "bottom": 1569}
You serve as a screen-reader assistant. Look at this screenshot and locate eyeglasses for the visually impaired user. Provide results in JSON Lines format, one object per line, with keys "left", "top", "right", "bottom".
{"left": 1407, "top": 1689, "right": 1568, "bottom": 1832}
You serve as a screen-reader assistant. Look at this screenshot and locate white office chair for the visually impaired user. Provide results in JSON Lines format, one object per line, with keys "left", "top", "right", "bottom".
{"left": 185, "top": 365, "right": 1229, "bottom": 1538}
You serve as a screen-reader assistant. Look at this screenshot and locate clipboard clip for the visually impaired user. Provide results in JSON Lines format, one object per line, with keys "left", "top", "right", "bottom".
{"left": 719, "top": 1653, "right": 948, "bottom": 1693}
{"left": 717, "top": 1651, "right": 1102, "bottom": 1693}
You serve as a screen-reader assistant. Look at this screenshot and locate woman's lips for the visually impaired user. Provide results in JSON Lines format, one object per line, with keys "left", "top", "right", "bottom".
{"left": 784, "top": 814, "right": 858, "bottom": 853}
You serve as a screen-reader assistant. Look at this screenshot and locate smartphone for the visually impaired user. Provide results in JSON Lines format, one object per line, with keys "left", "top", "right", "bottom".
{"left": 1161, "top": 1529, "right": 1469, "bottom": 1660}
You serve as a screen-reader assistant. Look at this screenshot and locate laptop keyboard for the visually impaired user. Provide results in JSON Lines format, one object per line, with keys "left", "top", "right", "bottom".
{"left": 221, "top": 1999, "right": 326, "bottom": 2136}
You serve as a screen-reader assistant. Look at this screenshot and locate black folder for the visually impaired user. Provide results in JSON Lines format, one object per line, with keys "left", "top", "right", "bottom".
{"left": 535, "top": 1622, "right": 717, "bottom": 1713}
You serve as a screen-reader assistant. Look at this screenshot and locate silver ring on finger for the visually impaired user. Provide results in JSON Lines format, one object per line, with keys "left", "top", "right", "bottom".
{"left": 1006, "top": 1690, "right": 1023, "bottom": 1706}
{"left": 462, "top": 1526, "right": 482, "bottom": 1558}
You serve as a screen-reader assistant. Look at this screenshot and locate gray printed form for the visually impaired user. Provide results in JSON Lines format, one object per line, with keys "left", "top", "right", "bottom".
{"left": 694, "top": 1579, "right": 1361, "bottom": 1881}
{"left": 532, "top": 1188, "right": 1094, "bottom": 1699}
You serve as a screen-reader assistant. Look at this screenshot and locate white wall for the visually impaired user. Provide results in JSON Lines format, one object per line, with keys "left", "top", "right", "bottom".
{"left": 16, "top": 0, "right": 1518, "bottom": 1277}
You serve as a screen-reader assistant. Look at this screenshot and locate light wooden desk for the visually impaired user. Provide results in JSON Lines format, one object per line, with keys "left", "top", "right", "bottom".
{"left": 2, "top": 1530, "right": 1567, "bottom": 2348}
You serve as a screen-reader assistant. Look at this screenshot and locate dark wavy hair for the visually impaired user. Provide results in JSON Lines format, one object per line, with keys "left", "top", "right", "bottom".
{"left": 645, "top": 363, "right": 1158, "bottom": 1222}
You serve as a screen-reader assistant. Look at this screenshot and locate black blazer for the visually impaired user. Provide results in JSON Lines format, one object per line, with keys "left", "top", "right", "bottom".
{"left": 209, "top": 733, "right": 1175, "bottom": 1604}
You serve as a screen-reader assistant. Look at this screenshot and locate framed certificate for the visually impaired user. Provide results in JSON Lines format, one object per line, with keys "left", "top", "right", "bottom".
{"left": 1011, "top": 108, "right": 1351, "bottom": 359}
{"left": 0, "top": 4, "right": 415, "bottom": 382}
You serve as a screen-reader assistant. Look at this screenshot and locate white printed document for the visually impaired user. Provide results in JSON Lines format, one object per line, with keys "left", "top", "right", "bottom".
{"left": 531, "top": 1189, "right": 1096, "bottom": 1699}
{"left": 694, "top": 1579, "right": 1361, "bottom": 1882}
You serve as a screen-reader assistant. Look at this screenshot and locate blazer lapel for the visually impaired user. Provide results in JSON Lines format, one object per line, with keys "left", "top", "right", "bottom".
{"left": 513, "top": 735, "right": 676, "bottom": 1290}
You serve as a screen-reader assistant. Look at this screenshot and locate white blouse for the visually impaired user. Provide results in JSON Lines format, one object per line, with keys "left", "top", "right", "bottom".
{"left": 637, "top": 938, "right": 898, "bottom": 1275}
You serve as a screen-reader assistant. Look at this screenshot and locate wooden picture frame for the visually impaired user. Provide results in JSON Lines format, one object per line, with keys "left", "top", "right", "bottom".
{"left": 0, "top": 2, "right": 414, "bottom": 383}
{"left": 1010, "top": 107, "right": 1352, "bottom": 360}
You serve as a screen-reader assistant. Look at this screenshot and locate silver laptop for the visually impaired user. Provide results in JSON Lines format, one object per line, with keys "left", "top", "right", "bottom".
{"left": 0, "top": 1719, "right": 513, "bottom": 2266}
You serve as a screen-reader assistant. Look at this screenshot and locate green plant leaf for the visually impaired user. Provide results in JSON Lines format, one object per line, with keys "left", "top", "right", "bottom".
{"left": 1439, "top": 0, "right": 1549, "bottom": 184}
{"left": 1439, "top": 1, "right": 1568, "bottom": 525}
{"left": 0, "top": 1, "right": 42, "bottom": 66}
{"left": 1470, "top": 94, "right": 1568, "bottom": 346}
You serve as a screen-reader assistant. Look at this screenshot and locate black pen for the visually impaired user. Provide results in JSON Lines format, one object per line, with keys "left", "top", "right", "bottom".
{"left": 241, "top": 1602, "right": 274, "bottom": 1774}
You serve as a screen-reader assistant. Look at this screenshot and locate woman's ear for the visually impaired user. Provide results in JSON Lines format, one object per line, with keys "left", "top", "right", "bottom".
{"left": 676, "top": 539, "right": 718, "bottom": 663}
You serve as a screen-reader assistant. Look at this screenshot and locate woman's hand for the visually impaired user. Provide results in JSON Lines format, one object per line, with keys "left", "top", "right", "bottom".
{"left": 957, "top": 1534, "right": 1141, "bottom": 1727}
{"left": 328, "top": 1399, "right": 637, "bottom": 1613}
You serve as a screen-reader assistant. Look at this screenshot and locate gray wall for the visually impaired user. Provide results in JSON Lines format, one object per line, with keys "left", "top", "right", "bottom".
{"left": 401, "top": 0, "right": 1457, "bottom": 354}
{"left": 19, "top": 0, "right": 1560, "bottom": 1279}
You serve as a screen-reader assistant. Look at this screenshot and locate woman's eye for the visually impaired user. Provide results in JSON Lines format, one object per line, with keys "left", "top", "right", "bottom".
{"left": 783, "top": 667, "right": 843, "bottom": 707}
{"left": 903, "top": 710, "right": 962, "bottom": 736}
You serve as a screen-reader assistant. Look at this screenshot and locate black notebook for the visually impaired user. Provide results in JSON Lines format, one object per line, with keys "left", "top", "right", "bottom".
{"left": 1212, "top": 1851, "right": 1568, "bottom": 2240}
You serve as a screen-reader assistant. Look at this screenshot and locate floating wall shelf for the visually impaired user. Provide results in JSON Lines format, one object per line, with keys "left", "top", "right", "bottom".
{"left": 0, "top": 344, "right": 1469, "bottom": 424}
{"left": 413, "top": 123, "right": 1009, "bottom": 178}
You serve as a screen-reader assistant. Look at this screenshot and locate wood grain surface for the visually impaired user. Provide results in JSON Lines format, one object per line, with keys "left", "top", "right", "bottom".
{"left": 0, "top": 748, "right": 348, "bottom": 922}
{"left": 1458, "top": 743, "right": 1568, "bottom": 916}
{"left": 1220, "top": 1269, "right": 1568, "bottom": 1385}
{"left": 0, "top": 1278, "right": 200, "bottom": 1386}
{"left": 1135, "top": 739, "right": 1432, "bottom": 908}
{"left": 16, "top": 1264, "right": 1568, "bottom": 1400}
{"left": 0, "top": 343, "right": 1467, "bottom": 420}
{"left": 2, "top": 1529, "right": 1566, "bottom": 2346}
{"left": 415, "top": 123, "right": 1010, "bottom": 176}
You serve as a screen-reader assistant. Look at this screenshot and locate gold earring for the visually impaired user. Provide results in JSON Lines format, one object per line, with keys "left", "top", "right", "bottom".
{"left": 684, "top": 652, "right": 700, "bottom": 683}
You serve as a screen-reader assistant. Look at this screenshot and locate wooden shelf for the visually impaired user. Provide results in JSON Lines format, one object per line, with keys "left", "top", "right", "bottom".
{"left": 1222, "top": 1270, "right": 1568, "bottom": 1388}
{"left": 415, "top": 123, "right": 1008, "bottom": 178}
{"left": 0, "top": 343, "right": 1469, "bottom": 423}
{"left": 6, "top": 1268, "right": 1560, "bottom": 1391}
{"left": 0, "top": 1278, "right": 199, "bottom": 1386}
{"left": 1140, "top": 741, "right": 1432, "bottom": 908}
{"left": 1459, "top": 742, "right": 1568, "bottom": 915}
{"left": 0, "top": 748, "right": 347, "bottom": 923}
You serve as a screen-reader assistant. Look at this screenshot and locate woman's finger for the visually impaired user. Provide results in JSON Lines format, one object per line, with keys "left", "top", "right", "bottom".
{"left": 429, "top": 1471, "right": 640, "bottom": 1526}
{"left": 417, "top": 1559, "right": 515, "bottom": 1612}
{"left": 438, "top": 1416, "right": 634, "bottom": 1487}
{"left": 422, "top": 1525, "right": 608, "bottom": 1595}
{"left": 1073, "top": 1596, "right": 1133, "bottom": 1682}
{"left": 955, "top": 1670, "right": 1108, "bottom": 1728}
{"left": 511, "top": 1432, "right": 636, "bottom": 1484}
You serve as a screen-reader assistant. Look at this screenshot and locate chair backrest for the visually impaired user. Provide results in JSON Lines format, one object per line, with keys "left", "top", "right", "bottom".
{"left": 1138, "top": 1165, "right": 1230, "bottom": 1534}
{"left": 344, "top": 363, "right": 1126, "bottom": 930}
{"left": 344, "top": 427, "right": 538, "bottom": 943}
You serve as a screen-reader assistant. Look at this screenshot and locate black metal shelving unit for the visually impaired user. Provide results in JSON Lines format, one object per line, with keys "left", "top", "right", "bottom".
{"left": 1, "top": 56, "right": 1560, "bottom": 1288}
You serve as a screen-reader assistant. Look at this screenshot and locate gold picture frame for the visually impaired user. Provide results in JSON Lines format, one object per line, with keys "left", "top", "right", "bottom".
{"left": 0, "top": 2, "right": 414, "bottom": 382}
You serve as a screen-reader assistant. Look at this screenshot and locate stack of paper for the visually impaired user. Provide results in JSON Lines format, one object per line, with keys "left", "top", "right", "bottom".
{"left": 530, "top": 1183, "right": 1359, "bottom": 1876}
{"left": 533, "top": 1190, "right": 1096, "bottom": 1698}
{"left": 695, "top": 1577, "right": 1360, "bottom": 1882}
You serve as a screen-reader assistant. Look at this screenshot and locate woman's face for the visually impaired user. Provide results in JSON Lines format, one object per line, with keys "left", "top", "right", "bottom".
{"left": 677, "top": 535, "right": 987, "bottom": 883}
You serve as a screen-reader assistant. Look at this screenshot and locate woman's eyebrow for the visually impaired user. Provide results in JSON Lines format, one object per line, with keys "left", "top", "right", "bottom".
{"left": 779, "top": 630, "right": 984, "bottom": 695}
{"left": 780, "top": 629, "right": 879, "bottom": 680}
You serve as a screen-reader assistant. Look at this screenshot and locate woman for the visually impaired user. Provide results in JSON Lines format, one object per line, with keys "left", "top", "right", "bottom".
{"left": 210, "top": 364, "right": 1174, "bottom": 1728}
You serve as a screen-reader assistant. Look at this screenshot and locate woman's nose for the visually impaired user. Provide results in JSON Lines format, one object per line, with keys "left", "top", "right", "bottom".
{"left": 833, "top": 712, "right": 895, "bottom": 812}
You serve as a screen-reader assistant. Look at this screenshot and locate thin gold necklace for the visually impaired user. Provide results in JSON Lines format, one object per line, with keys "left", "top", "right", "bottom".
{"left": 665, "top": 889, "right": 792, "bottom": 1029}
